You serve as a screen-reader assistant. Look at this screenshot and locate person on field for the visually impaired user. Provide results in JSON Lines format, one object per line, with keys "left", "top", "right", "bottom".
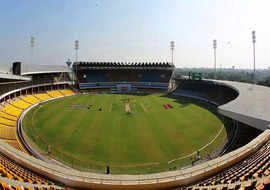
{"left": 106, "top": 165, "right": 110, "bottom": 174}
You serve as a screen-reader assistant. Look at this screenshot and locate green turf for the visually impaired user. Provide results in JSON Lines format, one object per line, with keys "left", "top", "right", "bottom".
{"left": 23, "top": 93, "right": 226, "bottom": 174}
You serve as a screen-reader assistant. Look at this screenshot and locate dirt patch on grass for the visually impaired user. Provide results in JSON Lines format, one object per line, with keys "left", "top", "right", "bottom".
{"left": 140, "top": 103, "right": 148, "bottom": 112}
{"left": 125, "top": 103, "right": 131, "bottom": 113}
{"left": 66, "top": 104, "right": 91, "bottom": 110}
{"left": 109, "top": 104, "right": 112, "bottom": 112}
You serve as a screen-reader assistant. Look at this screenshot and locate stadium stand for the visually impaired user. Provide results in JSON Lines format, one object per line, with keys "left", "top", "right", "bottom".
{"left": 199, "top": 141, "right": 270, "bottom": 185}
{"left": 0, "top": 61, "right": 270, "bottom": 190}
{"left": 173, "top": 79, "right": 239, "bottom": 106}
{"left": 0, "top": 152, "right": 53, "bottom": 184}
{"left": 0, "top": 86, "right": 74, "bottom": 189}
{"left": 0, "top": 118, "right": 16, "bottom": 127}
{"left": 46, "top": 91, "right": 63, "bottom": 98}
{"left": 0, "top": 125, "right": 16, "bottom": 140}
{"left": 74, "top": 62, "right": 174, "bottom": 92}
{"left": 10, "top": 99, "right": 31, "bottom": 110}
{"left": 0, "top": 112, "right": 17, "bottom": 122}
{"left": 33, "top": 94, "right": 52, "bottom": 101}
{"left": 1, "top": 104, "right": 23, "bottom": 118}
{"left": 58, "top": 89, "right": 74, "bottom": 96}
{"left": 20, "top": 96, "right": 40, "bottom": 105}
{"left": 179, "top": 139, "right": 270, "bottom": 190}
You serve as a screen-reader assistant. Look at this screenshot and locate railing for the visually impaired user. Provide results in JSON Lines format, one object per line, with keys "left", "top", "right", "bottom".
{"left": 0, "top": 130, "right": 269, "bottom": 188}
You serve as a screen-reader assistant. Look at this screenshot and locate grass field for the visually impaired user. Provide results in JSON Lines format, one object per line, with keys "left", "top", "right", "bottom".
{"left": 23, "top": 93, "right": 226, "bottom": 174}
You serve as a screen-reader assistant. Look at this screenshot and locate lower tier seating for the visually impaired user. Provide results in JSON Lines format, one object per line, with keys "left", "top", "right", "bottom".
{"left": 0, "top": 112, "right": 17, "bottom": 121}
{"left": 0, "top": 126, "right": 16, "bottom": 140}
{"left": 0, "top": 118, "right": 16, "bottom": 127}
{"left": 10, "top": 100, "right": 31, "bottom": 110}
{"left": 33, "top": 94, "right": 51, "bottom": 101}
{"left": 20, "top": 96, "right": 40, "bottom": 105}
{"left": 184, "top": 140, "right": 270, "bottom": 190}
{"left": 46, "top": 91, "right": 63, "bottom": 98}
{"left": 1, "top": 105, "right": 22, "bottom": 118}
{"left": 58, "top": 89, "right": 74, "bottom": 96}
{"left": 0, "top": 153, "right": 52, "bottom": 185}
{"left": 0, "top": 89, "right": 75, "bottom": 153}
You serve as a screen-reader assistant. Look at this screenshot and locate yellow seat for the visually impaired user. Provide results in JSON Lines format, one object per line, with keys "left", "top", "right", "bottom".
{"left": 47, "top": 90, "right": 63, "bottom": 98}
{"left": 1, "top": 104, "right": 22, "bottom": 117}
{"left": 0, "top": 126, "right": 16, "bottom": 139}
{"left": 0, "top": 111, "right": 17, "bottom": 121}
{"left": 0, "top": 117, "right": 16, "bottom": 126}
{"left": 34, "top": 93, "right": 51, "bottom": 101}
{"left": 21, "top": 95, "right": 40, "bottom": 104}
{"left": 59, "top": 89, "right": 74, "bottom": 96}
{"left": 11, "top": 99, "right": 31, "bottom": 110}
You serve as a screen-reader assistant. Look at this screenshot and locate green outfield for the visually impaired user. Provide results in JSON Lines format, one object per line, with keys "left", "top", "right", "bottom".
{"left": 23, "top": 93, "right": 226, "bottom": 174}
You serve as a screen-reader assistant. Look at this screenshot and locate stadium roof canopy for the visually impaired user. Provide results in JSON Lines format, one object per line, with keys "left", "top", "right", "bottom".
{"left": 73, "top": 61, "right": 173, "bottom": 66}
{"left": 218, "top": 80, "right": 270, "bottom": 131}
{"left": 21, "top": 64, "right": 69, "bottom": 75}
{"left": 73, "top": 61, "right": 174, "bottom": 70}
{"left": 0, "top": 63, "right": 69, "bottom": 75}
{"left": 0, "top": 73, "right": 31, "bottom": 81}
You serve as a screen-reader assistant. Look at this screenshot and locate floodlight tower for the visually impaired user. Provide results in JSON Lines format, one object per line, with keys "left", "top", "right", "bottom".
{"left": 252, "top": 31, "right": 256, "bottom": 84}
{"left": 75, "top": 40, "right": 79, "bottom": 62}
{"left": 30, "top": 36, "right": 35, "bottom": 64}
{"left": 74, "top": 40, "right": 79, "bottom": 85}
{"left": 170, "top": 41, "right": 175, "bottom": 65}
{"left": 213, "top": 40, "right": 217, "bottom": 79}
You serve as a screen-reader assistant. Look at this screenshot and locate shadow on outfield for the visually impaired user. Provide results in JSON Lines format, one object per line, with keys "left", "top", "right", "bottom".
{"left": 161, "top": 94, "right": 225, "bottom": 122}
{"left": 161, "top": 93, "right": 235, "bottom": 156}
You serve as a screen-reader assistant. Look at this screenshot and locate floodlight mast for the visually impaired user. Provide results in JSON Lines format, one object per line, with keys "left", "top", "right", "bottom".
{"left": 213, "top": 40, "right": 217, "bottom": 79}
{"left": 252, "top": 31, "right": 256, "bottom": 84}
{"left": 75, "top": 40, "right": 79, "bottom": 62}
{"left": 30, "top": 36, "right": 35, "bottom": 65}
{"left": 170, "top": 41, "right": 175, "bottom": 65}
{"left": 74, "top": 40, "right": 79, "bottom": 85}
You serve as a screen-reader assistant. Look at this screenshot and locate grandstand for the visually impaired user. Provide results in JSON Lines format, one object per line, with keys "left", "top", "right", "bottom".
{"left": 0, "top": 61, "right": 269, "bottom": 190}
{"left": 173, "top": 79, "right": 239, "bottom": 106}
{"left": 74, "top": 62, "right": 174, "bottom": 92}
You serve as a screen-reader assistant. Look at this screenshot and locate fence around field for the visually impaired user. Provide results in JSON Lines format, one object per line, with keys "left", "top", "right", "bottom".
{"left": 21, "top": 102, "right": 228, "bottom": 174}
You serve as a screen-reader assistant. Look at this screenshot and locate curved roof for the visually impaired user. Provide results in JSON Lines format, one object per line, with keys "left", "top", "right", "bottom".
{"left": 22, "top": 64, "right": 69, "bottom": 75}
{"left": 0, "top": 63, "right": 69, "bottom": 75}
{"left": 217, "top": 80, "right": 270, "bottom": 130}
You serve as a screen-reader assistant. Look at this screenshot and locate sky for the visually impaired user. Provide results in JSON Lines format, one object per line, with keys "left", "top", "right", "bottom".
{"left": 0, "top": 0, "right": 270, "bottom": 69}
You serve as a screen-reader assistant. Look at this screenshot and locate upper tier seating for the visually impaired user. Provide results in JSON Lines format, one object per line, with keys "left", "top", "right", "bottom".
{"left": 77, "top": 70, "right": 172, "bottom": 84}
